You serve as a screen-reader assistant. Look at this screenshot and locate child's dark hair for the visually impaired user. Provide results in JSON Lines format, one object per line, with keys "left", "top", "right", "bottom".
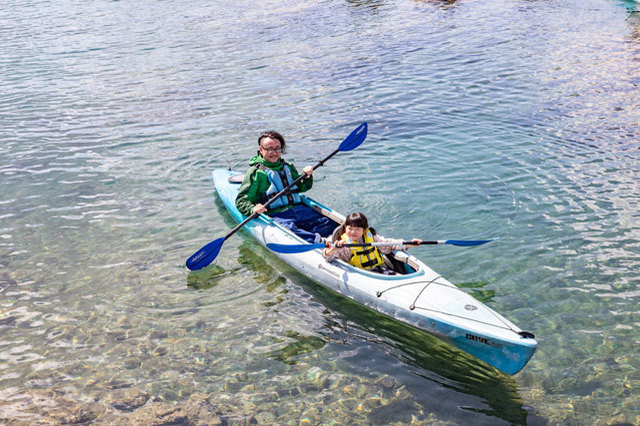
{"left": 332, "top": 212, "right": 376, "bottom": 241}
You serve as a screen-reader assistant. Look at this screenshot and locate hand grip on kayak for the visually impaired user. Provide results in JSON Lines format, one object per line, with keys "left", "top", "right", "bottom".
{"left": 185, "top": 122, "right": 368, "bottom": 271}
{"left": 266, "top": 238, "right": 497, "bottom": 254}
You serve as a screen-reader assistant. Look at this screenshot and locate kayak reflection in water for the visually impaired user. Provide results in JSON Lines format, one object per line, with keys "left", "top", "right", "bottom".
{"left": 235, "top": 130, "right": 336, "bottom": 243}
{"left": 322, "top": 212, "right": 421, "bottom": 275}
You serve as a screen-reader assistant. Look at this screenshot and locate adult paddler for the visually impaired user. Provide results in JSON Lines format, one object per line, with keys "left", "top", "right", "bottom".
{"left": 235, "top": 131, "right": 336, "bottom": 243}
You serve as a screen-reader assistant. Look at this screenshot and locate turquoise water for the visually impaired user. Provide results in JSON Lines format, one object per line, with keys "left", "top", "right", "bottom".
{"left": 1, "top": 0, "right": 639, "bottom": 423}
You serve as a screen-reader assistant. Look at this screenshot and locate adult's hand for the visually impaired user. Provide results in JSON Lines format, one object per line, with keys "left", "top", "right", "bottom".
{"left": 302, "top": 166, "right": 313, "bottom": 177}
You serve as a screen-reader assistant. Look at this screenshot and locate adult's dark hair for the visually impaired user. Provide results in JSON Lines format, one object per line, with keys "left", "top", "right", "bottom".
{"left": 332, "top": 212, "right": 376, "bottom": 241}
{"left": 258, "top": 131, "right": 286, "bottom": 153}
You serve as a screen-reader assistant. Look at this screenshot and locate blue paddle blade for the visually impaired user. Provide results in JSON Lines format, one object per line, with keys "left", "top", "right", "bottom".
{"left": 444, "top": 239, "right": 495, "bottom": 246}
{"left": 338, "top": 122, "right": 367, "bottom": 152}
{"left": 186, "top": 237, "right": 226, "bottom": 270}
{"left": 266, "top": 242, "right": 325, "bottom": 253}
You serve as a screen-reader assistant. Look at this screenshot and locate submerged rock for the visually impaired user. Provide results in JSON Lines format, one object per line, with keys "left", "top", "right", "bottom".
{"left": 106, "top": 389, "right": 150, "bottom": 412}
{"left": 0, "top": 389, "right": 103, "bottom": 424}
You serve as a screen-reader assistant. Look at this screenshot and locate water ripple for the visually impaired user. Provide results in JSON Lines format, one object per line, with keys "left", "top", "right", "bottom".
{"left": 1, "top": 0, "right": 639, "bottom": 423}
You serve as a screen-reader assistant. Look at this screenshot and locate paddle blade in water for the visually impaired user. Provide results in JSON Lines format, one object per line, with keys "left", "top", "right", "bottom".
{"left": 338, "top": 122, "right": 367, "bottom": 152}
{"left": 186, "top": 237, "right": 225, "bottom": 270}
{"left": 444, "top": 239, "right": 495, "bottom": 247}
{"left": 266, "top": 242, "right": 325, "bottom": 253}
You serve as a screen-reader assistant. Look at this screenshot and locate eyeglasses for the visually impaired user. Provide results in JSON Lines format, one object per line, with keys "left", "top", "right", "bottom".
{"left": 260, "top": 146, "right": 282, "bottom": 153}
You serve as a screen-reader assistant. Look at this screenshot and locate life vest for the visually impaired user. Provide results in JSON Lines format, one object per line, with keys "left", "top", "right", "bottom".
{"left": 257, "top": 162, "right": 302, "bottom": 210}
{"left": 341, "top": 229, "right": 385, "bottom": 270}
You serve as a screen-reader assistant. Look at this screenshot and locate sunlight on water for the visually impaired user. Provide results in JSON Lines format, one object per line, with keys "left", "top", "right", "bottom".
{"left": 1, "top": 0, "right": 639, "bottom": 423}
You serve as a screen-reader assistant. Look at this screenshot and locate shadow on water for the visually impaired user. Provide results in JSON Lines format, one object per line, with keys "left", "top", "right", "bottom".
{"left": 278, "top": 266, "right": 533, "bottom": 425}
{"left": 345, "top": 0, "right": 388, "bottom": 11}
{"left": 412, "top": 0, "right": 461, "bottom": 9}
{"left": 268, "top": 330, "right": 326, "bottom": 365}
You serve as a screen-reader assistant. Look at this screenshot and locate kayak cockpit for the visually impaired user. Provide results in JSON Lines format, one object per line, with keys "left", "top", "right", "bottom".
{"left": 327, "top": 249, "right": 424, "bottom": 278}
{"left": 227, "top": 172, "right": 420, "bottom": 276}
{"left": 304, "top": 197, "right": 421, "bottom": 276}
{"left": 383, "top": 250, "right": 421, "bottom": 275}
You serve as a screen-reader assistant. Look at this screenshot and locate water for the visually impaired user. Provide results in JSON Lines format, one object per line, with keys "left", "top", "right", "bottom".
{"left": 1, "top": 0, "right": 638, "bottom": 423}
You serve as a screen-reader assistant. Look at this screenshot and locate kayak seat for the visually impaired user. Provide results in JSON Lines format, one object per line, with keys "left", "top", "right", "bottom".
{"left": 383, "top": 253, "right": 416, "bottom": 275}
{"left": 228, "top": 174, "right": 244, "bottom": 184}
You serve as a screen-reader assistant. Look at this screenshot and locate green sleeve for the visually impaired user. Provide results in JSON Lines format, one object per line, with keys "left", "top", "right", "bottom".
{"left": 235, "top": 162, "right": 313, "bottom": 216}
{"left": 235, "top": 167, "right": 268, "bottom": 216}
{"left": 288, "top": 162, "right": 313, "bottom": 193}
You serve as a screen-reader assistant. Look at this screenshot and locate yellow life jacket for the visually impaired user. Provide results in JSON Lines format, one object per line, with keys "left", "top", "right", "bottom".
{"left": 341, "top": 229, "right": 385, "bottom": 270}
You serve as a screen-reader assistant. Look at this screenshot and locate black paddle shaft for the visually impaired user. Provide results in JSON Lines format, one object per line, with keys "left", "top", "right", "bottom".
{"left": 223, "top": 148, "right": 341, "bottom": 241}
{"left": 335, "top": 241, "right": 438, "bottom": 248}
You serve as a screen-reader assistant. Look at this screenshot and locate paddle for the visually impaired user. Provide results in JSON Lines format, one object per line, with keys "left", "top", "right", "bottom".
{"left": 185, "top": 122, "right": 368, "bottom": 271}
{"left": 266, "top": 239, "right": 496, "bottom": 254}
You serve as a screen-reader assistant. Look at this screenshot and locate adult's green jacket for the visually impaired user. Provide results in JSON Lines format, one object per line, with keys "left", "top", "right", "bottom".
{"left": 235, "top": 153, "right": 313, "bottom": 217}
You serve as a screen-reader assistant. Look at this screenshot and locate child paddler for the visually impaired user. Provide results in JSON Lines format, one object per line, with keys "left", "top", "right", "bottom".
{"left": 322, "top": 212, "right": 421, "bottom": 275}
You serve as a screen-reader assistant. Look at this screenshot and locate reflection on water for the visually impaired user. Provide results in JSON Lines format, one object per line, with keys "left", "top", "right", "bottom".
{"left": 268, "top": 331, "right": 327, "bottom": 365}
{"left": 456, "top": 281, "right": 496, "bottom": 304}
{"left": 186, "top": 264, "right": 227, "bottom": 290}
{"left": 2, "top": 0, "right": 639, "bottom": 423}
{"left": 413, "top": 0, "right": 460, "bottom": 9}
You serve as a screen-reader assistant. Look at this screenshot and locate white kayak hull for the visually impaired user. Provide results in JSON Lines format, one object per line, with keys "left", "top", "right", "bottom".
{"left": 212, "top": 169, "right": 537, "bottom": 375}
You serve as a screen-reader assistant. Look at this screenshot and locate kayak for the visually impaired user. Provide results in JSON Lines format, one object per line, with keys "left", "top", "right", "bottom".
{"left": 212, "top": 168, "right": 537, "bottom": 375}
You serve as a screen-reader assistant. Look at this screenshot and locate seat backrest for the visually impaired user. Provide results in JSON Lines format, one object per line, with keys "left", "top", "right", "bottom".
{"left": 228, "top": 174, "right": 244, "bottom": 184}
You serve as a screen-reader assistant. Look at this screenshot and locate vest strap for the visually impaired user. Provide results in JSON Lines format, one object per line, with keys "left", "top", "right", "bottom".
{"left": 256, "top": 163, "right": 302, "bottom": 210}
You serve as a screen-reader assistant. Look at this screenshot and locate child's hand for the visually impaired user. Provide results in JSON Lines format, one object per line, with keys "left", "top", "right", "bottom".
{"left": 323, "top": 241, "right": 343, "bottom": 256}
